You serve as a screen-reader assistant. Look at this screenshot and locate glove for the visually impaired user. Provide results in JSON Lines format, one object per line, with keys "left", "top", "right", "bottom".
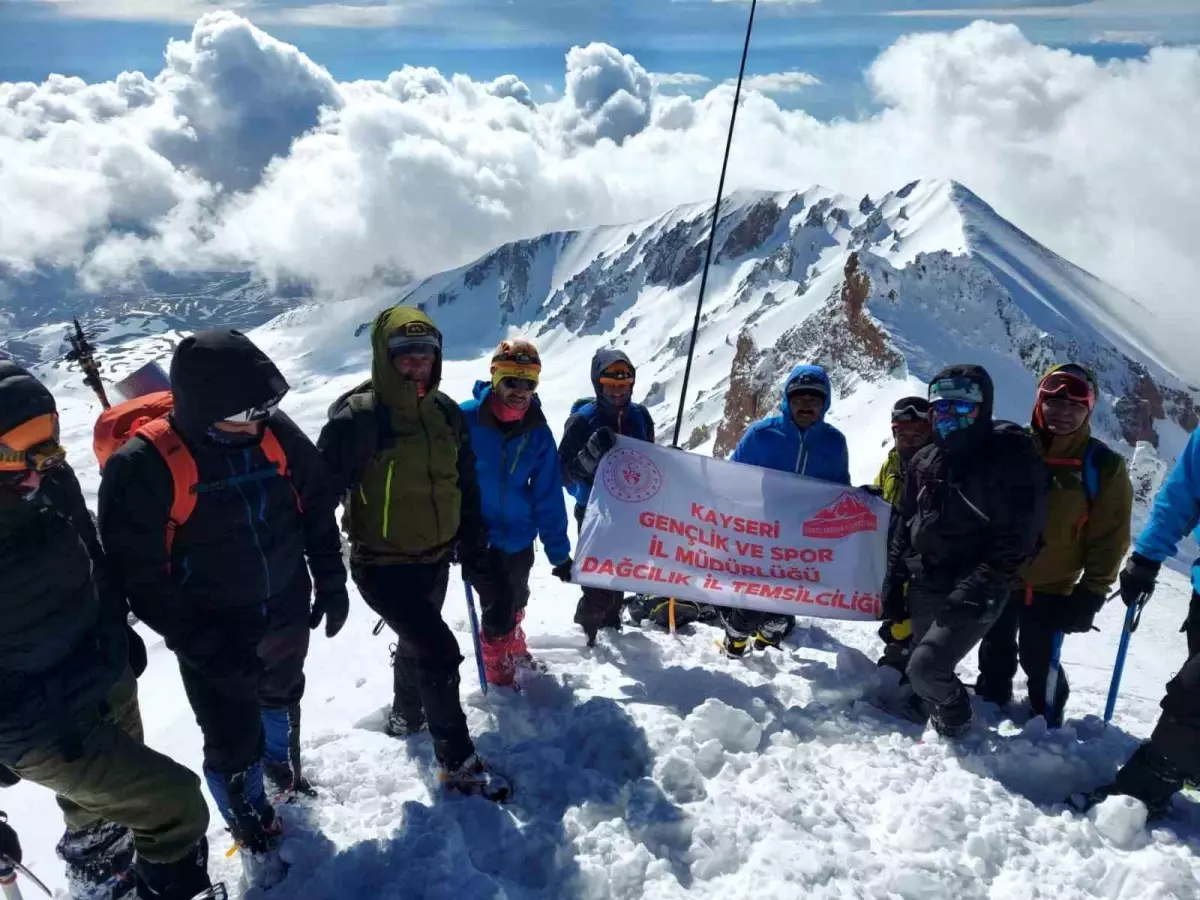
{"left": 125, "top": 623, "right": 148, "bottom": 678}
{"left": 551, "top": 558, "right": 574, "bottom": 583}
{"left": 859, "top": 485, "right": 884, "bottom": 499}
{"left": 571, "top": 427, "right": 618, "bottom": 482}
{"left": 949, "top": 583, "right": 1003, "bottom": 618}
{"left": 1057, "top": 586, "right": 1108, "bottom": 634}
{"left": 877, "top": 618, "right": 912, "bottom": 644}
{"left": 0, "top": 812, "right": 21, "bottom": 864}
{"left": 460, "top": 545, "right": 493, "bottom": 583}
{"left": 0, "top": 766, "right": 19, "bottom": 788}
{"left": 1120, "top": 553, "right": 1159, "bottom": 608}
{"left": 310, "top": 587, "right": 350, "bottom": 638}
{"left": 881, "top": 579, "right": 907, "bottom": 623}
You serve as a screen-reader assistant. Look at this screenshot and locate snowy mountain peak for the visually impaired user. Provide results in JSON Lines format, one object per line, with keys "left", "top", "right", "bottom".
{"left": 398, "top": 178, "right": 1197, "bottom": 466}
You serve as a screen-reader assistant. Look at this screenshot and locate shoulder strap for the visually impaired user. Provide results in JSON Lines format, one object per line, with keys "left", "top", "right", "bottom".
{"left": 261, "top": 426, "right": 302, "bottom": 512}
{"left": 135, "top": 418, "right": 198, "bottom": 554}
{"left": 433, "top": 393, "right": 465, "bottom": 439}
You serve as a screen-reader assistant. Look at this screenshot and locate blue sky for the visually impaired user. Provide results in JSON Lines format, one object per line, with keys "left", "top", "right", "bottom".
{"left": 2, "top": 0, "right": 1197, "bottom": 118}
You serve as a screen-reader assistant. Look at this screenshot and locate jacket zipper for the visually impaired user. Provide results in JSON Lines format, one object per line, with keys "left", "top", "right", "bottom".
{"left": 382, "top": 460, "right": 395, "bottom": 539}
{"left": 499, "top": 437, "right": 509, "bottom": 549}
{"left": 795, "top": 430, "right": 808, "bottom": 475}
{"left": 420, "top": 411, "right": 442, "bottom": 540}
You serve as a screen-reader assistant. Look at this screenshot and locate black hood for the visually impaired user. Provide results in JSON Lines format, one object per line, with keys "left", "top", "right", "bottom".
{"left": 169, "top": 329, "right": 289, "bottom": 436}
{"left": 0, "top": 361, "right": 56, "bottom": 436}
{"left": 590, "top": 349, "right": 635, "bottom": 403}
{"left": 929, "top": 363, "right": 994, "bottom": 454}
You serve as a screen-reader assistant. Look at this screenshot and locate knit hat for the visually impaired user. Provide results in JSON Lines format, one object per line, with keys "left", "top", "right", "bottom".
{"left": 491, "top": 339, "right": 541, "bottom": 389}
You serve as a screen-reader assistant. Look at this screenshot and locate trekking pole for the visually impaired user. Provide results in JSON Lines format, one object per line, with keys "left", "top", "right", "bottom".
{"left": 463, "top": 580, "right": 489, "bottom": 696}
{"left": 64, "top": 318, "right": 111, "bottom": 410}
{"left": 1104, "top": 593, "right": 1145, "bottom": 724}
{"left": 670, "top": 0, "right": 758, "bottom": 448}
{"left": 1044, "top": 631, "right": 1063, "bottom": 726}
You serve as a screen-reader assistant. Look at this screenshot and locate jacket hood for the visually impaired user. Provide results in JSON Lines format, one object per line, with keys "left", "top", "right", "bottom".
{"left": 590, "top": 349, "right": 635, "bottom": 394}
{"left": 370, "top": 306, "right": 443, "bottom": 409}
{"left": 169, "top": 329, "right": 288, "bottom": 437}
{"left": 929, "top": 363, "right": 994, "bottom": 452}
{"left": 0, "top": 361, "right": 56, "bottom": 436}
{"left": 779, "top": 364, "right": 832, "bottom": 425}
{"left": 1031, "top": 362, "right": 1098, "bottom": 436}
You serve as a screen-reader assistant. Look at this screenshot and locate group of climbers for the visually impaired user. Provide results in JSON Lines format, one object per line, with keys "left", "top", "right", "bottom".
{"left": 2, "top": 295, "right": 1198, "bottom": 898}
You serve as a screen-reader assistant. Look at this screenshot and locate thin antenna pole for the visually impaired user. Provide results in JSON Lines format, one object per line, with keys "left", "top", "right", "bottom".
{"left": 671, "top": 0, "right": 758, "bottom": 448}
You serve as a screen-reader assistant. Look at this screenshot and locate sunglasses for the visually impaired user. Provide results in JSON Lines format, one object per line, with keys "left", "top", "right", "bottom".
{"left": 932, "top": 398, "right": 979, "bottom": 416}
{"left": 388, "top": 342, "right": 439, "bottom": 359}
{"left": 929, "top": 377, "right": 984, "bottom": 404}
{"left": 891, "top": 403, "right": 930, "bottom": 424}
{"left": 1039, "top": 372, "right": 1094, "bottom": 407}
{"left": 599, "top": 371, "right": 634, "bottom": 387}
{"left": 0, "top": 413, "right": 65, "bottom": 473}
{"left": 222, "top": 396, "right": 283, "bottom": 424}
{"left": 499, "top": 377, "right": 537, "bottom": 392}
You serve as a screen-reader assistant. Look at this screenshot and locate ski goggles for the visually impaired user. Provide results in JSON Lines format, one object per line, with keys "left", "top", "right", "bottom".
{"left": 931, "top": 398, "right": 980, "bottom": 417}
{"left": 498, "top": 377, "right": 537, "bottom": 392}
{"left": 929, "top": 376, "right": 984, "bottom": 405}
{"left": 891, "top": 401, "right": 930, "bottom": 424}
{"left": 387, "top": 337, "right": 439, "bottom": 358}
{"left": 598, "top": 363, "right": 635, "bottom": 388}
{"left": 1039, "top": 371, "right": 1095, "bottom": 408}
{"left": 221, "top": 393, "right": 285, "bottom": 424}
{"left": 0, "top": 413, "right": 66, "bottom": 473}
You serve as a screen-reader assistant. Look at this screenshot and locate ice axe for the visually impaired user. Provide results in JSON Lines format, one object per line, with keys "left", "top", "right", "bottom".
{"left": 1044, "top": 631, "right": 1064, "bottom": 727}
{"left": 63, "top": 318, "right": 111, "bottom": 410}
{"left": 0, "top": 855, "right": 51, "bottom": 899}
{"left": 463, "top": 579, "right": 489, "bottom": 696}
{"left": 1104, "top": 590, "right": 1144, "bottom": 724}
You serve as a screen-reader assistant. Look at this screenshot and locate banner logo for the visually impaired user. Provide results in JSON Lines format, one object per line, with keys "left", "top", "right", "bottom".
{"left": 802, "top": 492, "right": 878, "bottom": 540}
{"left": 603, "top": 447, "right": 663, "bottom": 503}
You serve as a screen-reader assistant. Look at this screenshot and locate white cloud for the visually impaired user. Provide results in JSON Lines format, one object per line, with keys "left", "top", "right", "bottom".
{"left": 2, "top": 15, "right": 1199, "bottom": 368}
{"left": 650, "top": 72, "right": 712, "bottom": 88}
{"left": 1090, "top": 30, "right": 1161, "bottom": 45}
{"left": 883, "top": 1, "right": 1199, "bottom": 17}
{"left": 734, "top": 71, "right": 822, "bottom": 93}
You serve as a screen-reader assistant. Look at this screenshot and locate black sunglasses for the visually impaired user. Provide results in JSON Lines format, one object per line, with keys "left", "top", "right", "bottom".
{"left": 499, "top": 377, "right": 537, "bottom": 392}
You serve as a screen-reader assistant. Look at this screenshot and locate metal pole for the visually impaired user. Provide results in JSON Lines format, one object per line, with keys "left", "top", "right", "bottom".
{"left": 670, "top": 0, "right": 759, "bottom": 449}
{"left": 1104, "top": 601, "right": 1140, "bottom": 723}
{"left": 463, "top": 580, "right": 489, "bottom": 695}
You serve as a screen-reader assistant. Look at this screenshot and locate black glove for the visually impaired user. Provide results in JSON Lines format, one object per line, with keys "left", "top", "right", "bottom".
{"left": 571, "top": 427, "right": 617, "bottom": 482}
{"left": 125, "top": 623, "right": 148, "bottom": 678}
{"left": 948, "top": 583, "right": 1003, "bottom": 618}
{"left": 0, "top": 766, "right": 19, "bottom": 788}
{"left": 1120, "top": 554, "right": 1159, "bottom": 608}
{"left": 0, "top": 812, "right": 21, "bottom": 865}
{"left": 551, "top": 558, "right": 574, "bottom": 583}
{"left": 859, "top": 485, "right": 884, "bottom": 498}
{"left": 459, "top": 544, "right": 493, "bottom": 583}
{"left": 310, "top": 587, "right": 350, "bottom": 638}
{"left": 1057, "top": 586, "right": 1108, "bottom": 634}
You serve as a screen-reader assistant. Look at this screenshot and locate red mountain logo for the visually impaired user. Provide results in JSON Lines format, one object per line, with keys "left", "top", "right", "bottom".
{"left": 802, "top": 492, "right": 879, "bottom": 540}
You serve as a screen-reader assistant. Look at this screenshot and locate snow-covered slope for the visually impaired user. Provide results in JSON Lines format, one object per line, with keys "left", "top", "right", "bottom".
{"left": 6, "top": 179, "right": 1200, "bottom": 897}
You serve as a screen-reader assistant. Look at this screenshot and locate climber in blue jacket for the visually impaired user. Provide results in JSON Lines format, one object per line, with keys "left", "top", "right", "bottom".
{"left": 460, "top": 339, "right": 572, "bottom": 686}
{"left": 722, "top": 364, "right": 851, "bottom": 657}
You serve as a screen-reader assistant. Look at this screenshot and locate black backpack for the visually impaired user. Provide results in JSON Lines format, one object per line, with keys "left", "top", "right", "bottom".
{"left": 627, "top": 594, "right": 719, "bottom": 629}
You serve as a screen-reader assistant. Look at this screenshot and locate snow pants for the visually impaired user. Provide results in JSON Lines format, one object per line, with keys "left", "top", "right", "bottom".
{"left": 178, "top": 618, "right": 309, "bottom": 827}
{"left": 11, "top": 667, "right": 209, "bottom": 866}
{"left": 469, "top": 545, "right": 534, "bottom": 641}
{"left": 975, "top": 590, "right": 1069, "bottom": 723}
{"left": 573, "top": 507, "right": 624, "bottom": 636}
{"left": 907, "top": 585, "right": 1005, "bottom": 710}
{"left": 351, "top": 559, "right": 476, "bottom": 770}
{"left": 1151, "top": 591, "right": 1200, "bottom": 779}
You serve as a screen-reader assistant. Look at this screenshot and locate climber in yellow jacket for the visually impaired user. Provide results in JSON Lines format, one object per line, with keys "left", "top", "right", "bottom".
{"left": 875, "top": 396, "right": 933, "bottom": 673}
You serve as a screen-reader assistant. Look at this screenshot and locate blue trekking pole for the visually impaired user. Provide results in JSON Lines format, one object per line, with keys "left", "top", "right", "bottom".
{"left": 1044, "top": 630, "right": 1064, "bottom": 725}
{"left": 463, "top": 579, "right": 489, "bottom": 696}
{"left": 1104, "top": 596, "right": 1144, "bottom": 723}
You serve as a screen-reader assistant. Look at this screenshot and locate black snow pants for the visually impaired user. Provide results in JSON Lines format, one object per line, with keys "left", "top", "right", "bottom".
{"left": 1150, "top": 591, "right": 1200, "bottom": 779}
{"left": 351, "top": 559, "right": 475, "bottom": 770}
{"left": 573, "top": 507, "right": 624, "bottom": 637}
{"left": 976, "top": 590, "right": 1070, "bottom": 724}
{"left": 469, "top": 545, "right": 535, "bottom": 641}
{"left": 907, "top": 584, "right": 1005, "bottom": 713}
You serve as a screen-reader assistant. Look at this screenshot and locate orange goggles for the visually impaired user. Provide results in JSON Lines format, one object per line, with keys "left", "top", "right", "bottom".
{"left": 0, "top": 413, "right": 65, "bottom": 473}
{"left": 598, "top": 363, "right": 634, "bottom": 387}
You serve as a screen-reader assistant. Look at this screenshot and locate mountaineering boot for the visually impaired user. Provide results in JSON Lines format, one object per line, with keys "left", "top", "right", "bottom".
{"left": 752, "top": 615, "right": 796, "bottom": 651}
{"left": 930, "top": 687, "right": 974, "bottom": 738}
{"left": 385, "top": 708, "right": 428, "bottom": 737}
{"left": 718, "top": 634, "right": 749, "bottom": 659}
{"left": 511, "top": 610, "right": 545, "bottom": 673}
{"left": 437, "top": 753, "right": 512, "bottom": 802}
{"left": 56, "top": 820, "right": 136, "bottom": 899}
{"left": 134, "top": 837, "right": 218, "bottom": 900}
{"left": 389, "top": 642, "right": 427, "bottom": 733}
{"left": 219, "top": 770, "right": 286, "bottom": 890}
{"left": 1068, "top": 743, "right": 1185, "bottom": 819}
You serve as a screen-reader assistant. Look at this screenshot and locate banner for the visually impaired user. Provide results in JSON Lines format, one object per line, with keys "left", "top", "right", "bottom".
{"left": 575, "top": 437, "right": 891, "bottom": 622}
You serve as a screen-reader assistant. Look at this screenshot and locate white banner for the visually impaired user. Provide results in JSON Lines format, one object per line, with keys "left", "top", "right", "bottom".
{"left": 575, "top": 437, "right": 891, "bottom": 621}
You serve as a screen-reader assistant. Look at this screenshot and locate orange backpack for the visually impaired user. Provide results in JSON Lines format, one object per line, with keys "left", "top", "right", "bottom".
{"left": 94, "top": 392, "right": 293, "bottom": 553}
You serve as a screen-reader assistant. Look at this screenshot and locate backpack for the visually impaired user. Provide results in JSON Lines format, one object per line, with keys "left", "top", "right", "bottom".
{"left": 93, "top": 392, "right": 295, "bottom": 553}
{"left": 626, "top": 594, "right": 719, "bottom": 630}
{"left": 1043, "top": 436, "right": 1117, "bottom": 534}
{"left": 568, "top": 397, "right": 653, "bottom": 441}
